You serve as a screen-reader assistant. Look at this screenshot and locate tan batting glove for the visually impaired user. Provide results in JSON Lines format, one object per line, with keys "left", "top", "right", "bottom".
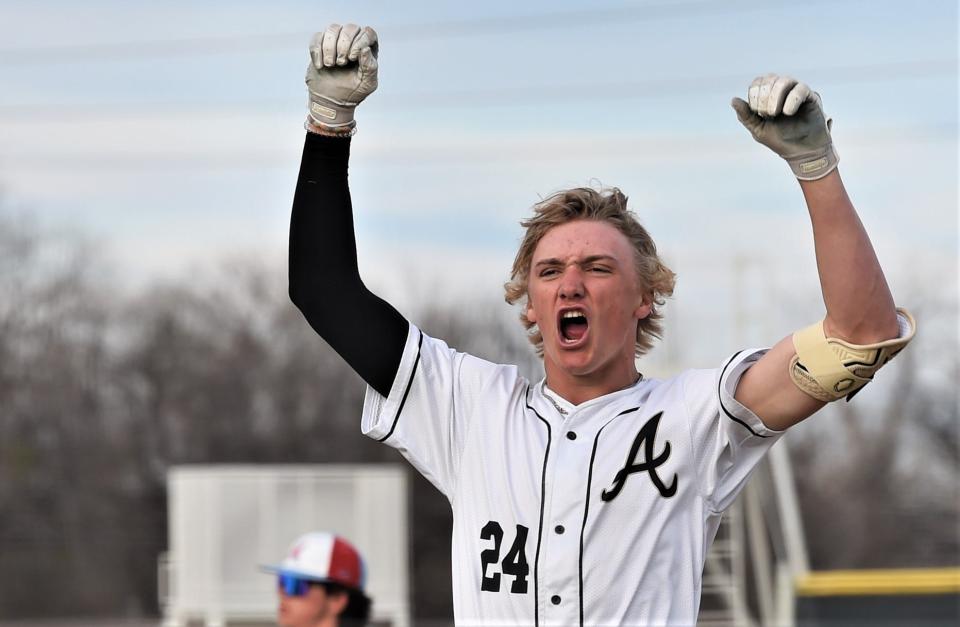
{"left": 305, "top": 24, "right": 379, "bottom": 132}
{"left": 731, "top": 74, "right": 839, "bottom": 181}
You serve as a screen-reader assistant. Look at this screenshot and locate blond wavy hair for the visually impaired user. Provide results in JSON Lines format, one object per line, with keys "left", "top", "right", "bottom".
{"left": 503, "top": 186, "right": 676, "bottom": 358}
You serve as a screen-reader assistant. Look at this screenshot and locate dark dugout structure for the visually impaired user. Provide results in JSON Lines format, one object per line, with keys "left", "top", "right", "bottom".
{"left": 796, "top": 568, "right": 960, "bottom": 626}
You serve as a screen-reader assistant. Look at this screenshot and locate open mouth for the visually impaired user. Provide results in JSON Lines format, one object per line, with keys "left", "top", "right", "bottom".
{"left": 559, "top": 309, "right": 589, "bottom": 345}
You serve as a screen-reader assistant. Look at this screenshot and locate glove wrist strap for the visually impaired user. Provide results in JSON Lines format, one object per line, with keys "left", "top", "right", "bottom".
{"left": 308, "top": 93, "right": 356, "bottom": 128}
{"left": 787, "top": 144, "right": 840, "bottom": 181}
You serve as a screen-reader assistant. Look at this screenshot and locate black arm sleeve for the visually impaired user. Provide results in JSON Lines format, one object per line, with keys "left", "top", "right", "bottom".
{"left": 288, "top": 132, "right": 408, "bottom": 397}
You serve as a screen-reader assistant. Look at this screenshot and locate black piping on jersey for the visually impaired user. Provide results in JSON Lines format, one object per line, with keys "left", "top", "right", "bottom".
{"left": 579, "top": 405, "right": 641, "bottom": 627}
{"left": 717, "top": 350, "right": 770, "bottom": 439}
{"left": 525, "top": 390, "right": 552, "bottom": 627}
{"left": 376, "top": 330, "right": 424, "bottom": 443}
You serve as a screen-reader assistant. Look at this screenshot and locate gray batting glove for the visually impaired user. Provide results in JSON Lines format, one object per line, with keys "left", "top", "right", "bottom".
{"left": 306, "top": 24, "right": 379, "bottom": 130}
{"left": 731, "top": 74, "right": 839, "bottom": 181}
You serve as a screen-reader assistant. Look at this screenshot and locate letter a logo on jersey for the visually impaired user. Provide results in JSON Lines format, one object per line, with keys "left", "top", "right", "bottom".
{"left": 601, "top": 411, "right": 677, "bottom": 501}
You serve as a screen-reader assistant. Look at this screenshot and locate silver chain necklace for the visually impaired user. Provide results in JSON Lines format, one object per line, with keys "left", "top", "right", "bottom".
{"left": 541, "top": 372, "right": 644, "bottom": 417}
{"left": 541, "top": 383, "right": 569, "bottom": 416}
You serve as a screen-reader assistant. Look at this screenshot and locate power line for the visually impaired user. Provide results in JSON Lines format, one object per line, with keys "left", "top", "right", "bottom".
{"left": 0, "top": 0, "right": 867, "bottom": 66}
{"left": 0, "top": 58, "right": 953, "bottom": 121}
{"left": 388, "top": 60, "right": 957, "bottom": 106}
{"left": 0, "top": 125, "right": 951, "bottom": 171}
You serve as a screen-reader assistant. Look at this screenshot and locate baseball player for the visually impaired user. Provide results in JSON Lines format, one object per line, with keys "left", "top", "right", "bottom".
{"left": 288, "top": 23, "right": 916, "bottom": 626}
{"left": 262, "top": 531, "right": 372, "bottom": 627}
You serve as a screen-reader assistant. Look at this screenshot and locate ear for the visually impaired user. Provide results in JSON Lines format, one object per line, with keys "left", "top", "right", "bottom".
{"left": 328, "top": 589, "right": 349, "bottom": 616}
{"left": 525, "top": 299, "right": 539, "bottom": 324}
{"left": 634, "top": 294, "right": 652, "bottom": 320}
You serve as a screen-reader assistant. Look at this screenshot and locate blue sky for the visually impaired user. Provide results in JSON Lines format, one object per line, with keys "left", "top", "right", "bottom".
{"left": 0, "top": 0, "right": 956, "bottom": 369}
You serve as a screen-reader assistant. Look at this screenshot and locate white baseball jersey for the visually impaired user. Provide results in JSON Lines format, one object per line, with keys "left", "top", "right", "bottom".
{"left": 362, "top": 323, "right": 784, "bottom": 626}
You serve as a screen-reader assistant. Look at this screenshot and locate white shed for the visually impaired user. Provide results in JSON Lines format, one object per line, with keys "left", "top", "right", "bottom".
{"left": 159, "top": 464, "right": 410, "bottom": 627}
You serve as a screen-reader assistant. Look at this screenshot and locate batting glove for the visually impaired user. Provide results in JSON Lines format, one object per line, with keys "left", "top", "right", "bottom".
{"left": 731, "top": 74, "right": 839, "bottom": 181}
{"left": 305, "top": 24, "right": 379, "bottom": 131}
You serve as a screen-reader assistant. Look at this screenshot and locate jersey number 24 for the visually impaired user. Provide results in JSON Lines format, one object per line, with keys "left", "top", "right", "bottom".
{"left": 480, "top": 520, "right": 530, "bottom": 594}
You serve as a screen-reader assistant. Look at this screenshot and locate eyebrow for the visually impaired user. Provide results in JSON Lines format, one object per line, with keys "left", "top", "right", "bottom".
{"left": 533, "top": 254, "right": 620, "bottom": 269}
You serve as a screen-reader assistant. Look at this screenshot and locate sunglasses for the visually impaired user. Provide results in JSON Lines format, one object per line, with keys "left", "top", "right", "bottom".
{"left": 278, "top": 573, "right": 315, "bottom": 596}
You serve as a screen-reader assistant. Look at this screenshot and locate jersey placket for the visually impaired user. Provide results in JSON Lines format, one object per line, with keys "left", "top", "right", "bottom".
{"left": 535, "top": 405, "right": 600, "bottom": 626}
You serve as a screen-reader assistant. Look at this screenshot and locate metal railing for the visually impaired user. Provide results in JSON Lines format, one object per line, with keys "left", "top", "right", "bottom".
{"left": 698, "top": 442, "right": 808, "bottom": 627}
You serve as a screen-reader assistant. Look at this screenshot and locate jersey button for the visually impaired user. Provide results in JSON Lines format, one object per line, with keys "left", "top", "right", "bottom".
{"left": 566, "top": 431, "right": 577, "bottom": 440}
{"left": 551, "top": 595, "right": 561, "bottom": 605}
{"left": 555, "top": 525, "right": 565, "bottom": 534}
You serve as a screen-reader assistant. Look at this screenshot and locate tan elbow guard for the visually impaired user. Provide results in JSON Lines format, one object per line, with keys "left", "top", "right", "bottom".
{"left": 789, "top": 308, "right": 917, "bottom": 402}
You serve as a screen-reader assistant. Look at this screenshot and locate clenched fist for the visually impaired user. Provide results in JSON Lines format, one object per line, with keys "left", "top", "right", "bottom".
{"left": 732, "top": 74, "right": 839, "bottom": 181}
{"left": 306, "top": 24, "right": 379, "bottom": 132}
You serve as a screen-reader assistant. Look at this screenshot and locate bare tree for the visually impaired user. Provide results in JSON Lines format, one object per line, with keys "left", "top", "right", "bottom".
{"left": 790, "top": 297, "right": 960, "bottom": 570}
{"left": 0, "top": 211, "right": 132, "bottom": 615}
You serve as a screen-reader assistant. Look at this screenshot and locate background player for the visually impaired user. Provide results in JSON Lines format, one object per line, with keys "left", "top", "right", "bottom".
{"left": 262, "top": 531, "right": 372, "bottom": 627}
{"left": 288, "top": 23, "right": 915, "bottom": 626}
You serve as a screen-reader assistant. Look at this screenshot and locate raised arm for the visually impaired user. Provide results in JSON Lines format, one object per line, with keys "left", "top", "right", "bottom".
{"left": 729, "top": 74, "right": 915, "bottom": 431}
{"left": 288, "top": 24, "right": 407, "bottom": 397}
